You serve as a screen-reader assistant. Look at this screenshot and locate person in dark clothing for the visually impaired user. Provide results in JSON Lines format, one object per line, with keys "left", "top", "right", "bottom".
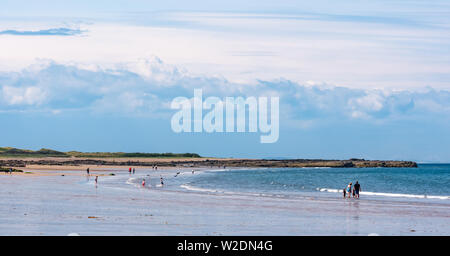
{"left": 353, "top": 181, "right": 361, "bottom": 198}
{"left": 86, "top": 168, "right": 90, "bottom": 176}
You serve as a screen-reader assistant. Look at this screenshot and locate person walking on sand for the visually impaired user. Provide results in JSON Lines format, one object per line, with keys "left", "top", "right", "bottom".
{"left": 95, "top": 176, "right": 98, "bottom": 184}
{"left": 133, "top": 168, "right": 135, "bottom": 174}
{"left": 343, "top": 187, "right": 347, "bottom": 198}
{"left": 160, "top": 176, "right": 164, "bottom": 186}
{"left": 9, "top": 168, "right": 12, "bottom": 175}
{"left": 86, "top": 168, "right": 90, "bottom": 176}
{"left": 142, "top": 179, "right": 146, "bottom": 187}
{"left": 346, "top": 182, "right": 352, "bottom": 198}
{"left": 353, "top": 181, "right": 361, "bottom": 199}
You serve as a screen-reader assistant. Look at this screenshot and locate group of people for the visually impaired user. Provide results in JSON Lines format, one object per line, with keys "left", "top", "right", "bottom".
{"left": 343, "top": 181, "right": 361, "bottom": 199}
{"left": 85, "top": 166, "right": 167, "bottom": 188}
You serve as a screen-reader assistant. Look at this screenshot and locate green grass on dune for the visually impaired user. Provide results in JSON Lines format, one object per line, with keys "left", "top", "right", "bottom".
{"left": 0, "top": 147, "right": 201, "bottom": 158}
{"left": 65, "top": 151, "right": 201, "bottom": 158}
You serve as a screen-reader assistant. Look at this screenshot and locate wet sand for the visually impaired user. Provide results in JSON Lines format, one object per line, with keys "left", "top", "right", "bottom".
{"left": 0, "top": 167, "right": 449, "bottom": 235}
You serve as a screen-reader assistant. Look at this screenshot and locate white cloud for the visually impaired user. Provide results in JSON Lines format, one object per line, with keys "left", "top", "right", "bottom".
{"left": 1, "top": 86, "right": 47, "bottom": 105}
{"left": 0, "top": 57, "right": 448, "bottom": 125}
{"left": 1, "top": 11, "right": 449, "bottom": 89}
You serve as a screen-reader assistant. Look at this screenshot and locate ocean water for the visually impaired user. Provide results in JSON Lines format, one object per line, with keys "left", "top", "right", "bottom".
{"left": 155, "top": 164, "right": 450, "bottom": 202}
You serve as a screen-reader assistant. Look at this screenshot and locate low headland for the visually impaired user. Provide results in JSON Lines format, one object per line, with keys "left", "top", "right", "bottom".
{"left": 0, "top": 147, "right": 417, "bottom": 170}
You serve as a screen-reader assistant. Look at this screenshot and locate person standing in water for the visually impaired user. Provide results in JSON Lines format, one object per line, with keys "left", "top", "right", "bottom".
{"left": 346, "top": 182, "right": 352, "bottom": 198}
{"left": 353, "top": 181, "right": 361, "bottom": 199}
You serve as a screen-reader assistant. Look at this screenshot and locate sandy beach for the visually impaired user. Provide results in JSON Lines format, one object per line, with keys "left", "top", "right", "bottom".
{"left": 1, "top": 166, "right": 449, "bottom": 236}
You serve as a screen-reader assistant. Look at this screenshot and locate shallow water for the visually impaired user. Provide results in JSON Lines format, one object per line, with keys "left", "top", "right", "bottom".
{"left": 129, "top": 164, "right": 450, "bottom": 203}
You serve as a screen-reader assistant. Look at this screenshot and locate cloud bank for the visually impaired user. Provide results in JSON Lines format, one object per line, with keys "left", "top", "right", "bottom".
{"left": 0, "top": 57, "right": 448, "bottom": 126}
{"left": 0, "top": 27, "right": 85, "bottom": 36}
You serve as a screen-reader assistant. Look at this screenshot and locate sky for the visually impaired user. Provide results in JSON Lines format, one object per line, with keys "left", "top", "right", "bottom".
{"left": 0, "top": 0, "right": 449, "bottom": 162}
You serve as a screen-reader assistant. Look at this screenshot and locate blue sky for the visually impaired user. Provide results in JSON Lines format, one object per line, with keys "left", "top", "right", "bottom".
{"left": 0, "top": 1, "right": 449, "bottom": 162}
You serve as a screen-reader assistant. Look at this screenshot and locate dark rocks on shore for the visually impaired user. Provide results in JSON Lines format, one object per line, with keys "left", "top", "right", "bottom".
{"left": 0, "top": 158, "right": 418, "bottom": 169}
{"left": 0, "top": 167, "right": 23, "bottom": 173}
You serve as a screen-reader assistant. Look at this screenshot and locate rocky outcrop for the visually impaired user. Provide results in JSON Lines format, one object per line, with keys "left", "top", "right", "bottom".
{"left": 0, "top": 158, "right": 418, "bottom": 168}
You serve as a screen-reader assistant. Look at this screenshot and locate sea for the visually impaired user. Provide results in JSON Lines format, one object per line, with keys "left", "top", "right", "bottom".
{"left": 126, "top": 164, "right": 450, "bottom": 203}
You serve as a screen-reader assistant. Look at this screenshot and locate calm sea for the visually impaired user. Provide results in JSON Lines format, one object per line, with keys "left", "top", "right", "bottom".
{"left": 168, "top": 164, "right": 450, "bottom": 202}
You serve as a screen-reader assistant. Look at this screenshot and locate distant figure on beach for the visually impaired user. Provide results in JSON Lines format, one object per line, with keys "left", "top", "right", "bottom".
{"left": 353, "top": 181, "right": 361, "bottom": 198}
{"left": 160, "top": 176, "right": 164, "bottom": 186}
{"left": 95, "top": 176, "right": 98, "bottom": 184}
{"left": 192, "top": 169, "right": 194, "bottom": 174}
{"left": 9, "top": 168, "right": 12, "bottom": 175}
{"left": 343, "top": 187, "right": 346, "bottom": 198}
{"left": 155, "top": 165, "right": 158, "bottom": 170}
{"left": 129, "top": 167, "right": 132, "bottom": 174}
{"left": 346, "top": 182, "right": 352, "bottom": 198}
{"left": 133, "top": 168, "right": 135, "bottom": 174}
{"left": 142, "top": 179, "right": 146, "bottom": 187}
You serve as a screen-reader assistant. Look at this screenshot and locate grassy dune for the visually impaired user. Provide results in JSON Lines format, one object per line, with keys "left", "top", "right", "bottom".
{"left": 0, "top": 147, "right": 201, "bottom": 158}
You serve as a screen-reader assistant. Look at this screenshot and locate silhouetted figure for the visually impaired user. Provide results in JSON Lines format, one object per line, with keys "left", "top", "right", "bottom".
{"left": 353, "top": 181, "right": 361, "bottom": 198}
